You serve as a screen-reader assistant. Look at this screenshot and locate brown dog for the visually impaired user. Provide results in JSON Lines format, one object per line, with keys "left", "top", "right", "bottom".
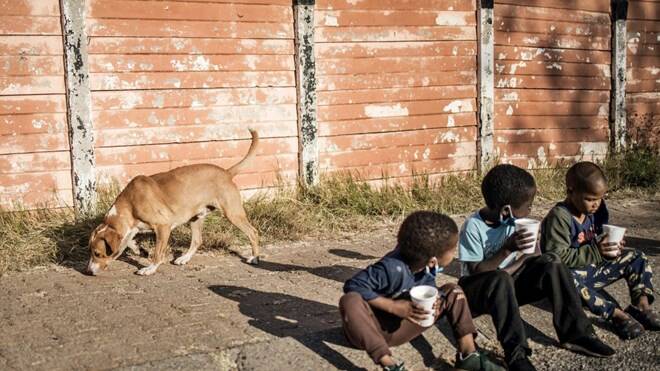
{"left": 87, "top": 129, "right": 260, "bottom": 276}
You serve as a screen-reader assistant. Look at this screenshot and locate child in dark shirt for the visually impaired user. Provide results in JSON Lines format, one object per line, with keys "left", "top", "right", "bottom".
{"left": 541, "top": 161, "right": 659, "bottom": 339}
{"left": 340, "top": 211, "right": 503, "bottom": 371}
{"left": 458, "top": 164, "right": 614, "bottom": 371}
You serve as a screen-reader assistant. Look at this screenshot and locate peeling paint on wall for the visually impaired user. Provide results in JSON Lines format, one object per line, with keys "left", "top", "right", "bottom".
{"left": 364, "top": 104, "right": 409, "bottom": 118}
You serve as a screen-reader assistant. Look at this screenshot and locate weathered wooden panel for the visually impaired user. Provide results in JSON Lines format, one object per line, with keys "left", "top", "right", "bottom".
{"left": 316, "top": 26, "right": 476, "bottom": 42}
{"left": 495, "top": 0, "right": 610, "bottom": 13}
{"left": 316, "top": 1, "right": 475, "bottom": 11}
{"left": 318, "top": 56, "right": 476, "bottom": 75}
{"left": 92, "top": 87, "right": 296, "bottom": 110}
{"left": 493, "top": 1, "right": 611, "bottom": 166}
{"left": 318, "top": 71, "right": 476, "bottom": 90}
{"left": 495, "top": 115, "right": 609, "bottom": 129}
{"left": 0, "top": 0, "right": 60, "bottom": 16}
{"left": 323, "top": 156, "right": 478, "bottom": 180}
{"left": 496, "top": 46, "right": 611, "bottom": 64}
{"left": 88, "top": 0, "right": 298, "bottom": 192}
{"left": 315, "top": 10, "right": 476, "bottom": 27}
{"left": 318, "top": 85, "right": 476, "bottom": 106}
{"left": 89, "top": 54, "right": 295, "bottom": 73}
{"left": 0, "top": 2, "right": 71, "bottom": 209}
{"left": 88, "top": 38, "right": 293, "bottom": 55}
{"left": 627, "top": 1, "right": 660, "bottom": 151}
{"left": 315, "top": 1, "right": 478, "bottom": 181}
{"left": 316, "top": 41, "right": 477, "bottom": 58}
{"left": 319, "top": 113, "right": 477, "bottom": 136}
{"left": 88, "top": 0, "right": 292, "bottom": 22}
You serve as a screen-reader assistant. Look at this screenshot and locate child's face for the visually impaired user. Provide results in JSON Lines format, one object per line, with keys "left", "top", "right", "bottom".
{"left": 567, "top": 180, "right": 607, "bottom": 215}
{"left": 435, "top": 233, "right": 459, "bottom": 268}
{"left": 502, "top": 188, "right": 536, "bottom": 220}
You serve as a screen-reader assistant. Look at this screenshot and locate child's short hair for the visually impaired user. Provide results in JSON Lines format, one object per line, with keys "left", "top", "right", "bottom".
{"left": 481, "top": 164, "right": 536, "bottom": 210}
{"left": 397, "top": 211, "right": 458, "bottom": 267}
{"left": 566, "top": 161, "right": 607, "bottom": 193}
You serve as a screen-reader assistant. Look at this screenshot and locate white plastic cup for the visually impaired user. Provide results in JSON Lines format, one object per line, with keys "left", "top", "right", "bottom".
{"left": 410, "top": 285, "right": 438, "bottom": 327}
{"left": 514, "top": 218, "right": 541, "bottom": 254}
{"left": 602, "top": 224, "right": 626, "bottom": 258}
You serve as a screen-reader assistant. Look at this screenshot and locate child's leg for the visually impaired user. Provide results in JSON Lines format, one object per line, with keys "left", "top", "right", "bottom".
{"left": 513, "top": 254, "right": 593, "bottom": 343}
{"left": 616, "top": 249, "right": 655, "bottom": 309}
{"left": 339, "top": 292, "right": 396, "bottom": 364}
{"left": 571, "top": 265, "right": 618, "bottom": 319}
{"left": 435, "top": 283, "right": 478, "bottom": 355}
{"left": 458, "top": 270, "right": 529, "bottom": 364}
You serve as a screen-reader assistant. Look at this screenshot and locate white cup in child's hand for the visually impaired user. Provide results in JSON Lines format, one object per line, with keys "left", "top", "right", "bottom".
{"left": 514, "top": 218, "right": 541, "bottom": 254}
{"left": 410, "top": 285, "right": 438, "bottom": 327}
{"left": 601, "top": 224, "right": 626, "bottom": 258}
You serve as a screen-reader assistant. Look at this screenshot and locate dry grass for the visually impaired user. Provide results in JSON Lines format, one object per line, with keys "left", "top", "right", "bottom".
{"left": 1, "top": 150, "right": 657, "bottom": 275}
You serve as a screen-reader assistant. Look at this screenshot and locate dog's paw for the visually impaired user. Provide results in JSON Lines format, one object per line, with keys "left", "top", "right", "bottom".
{"left": 173, "top": 254, "right": 191, "bottom": 266}
{"left": 136, "top": 264, "right": 159, "bottom": 276}
{"left": 245, "top": 256, "right": 260, "bottom": 265}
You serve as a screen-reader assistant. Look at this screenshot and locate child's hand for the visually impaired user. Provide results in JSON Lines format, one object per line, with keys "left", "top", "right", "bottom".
{"left": 432, "top": 296, "right": 444, "bottom": 317}
{"left": 390, "top": 300, "right": 430, "bottom": 323}
{"left": 503, "top": 231, "right": 536, "bottom": 252}
{"left": 598, "top": 233, "right": 622, "bottom": 258}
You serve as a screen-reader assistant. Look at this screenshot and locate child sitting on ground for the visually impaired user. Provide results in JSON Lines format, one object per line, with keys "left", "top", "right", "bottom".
{"left": 340, "top": 211, "right": 503, "bottom": 371}
{"left": 541, "top": 161, "right": 659, "bottom": 339}
{"left": 458, "top": 164, "right": 614, "bottom": 371}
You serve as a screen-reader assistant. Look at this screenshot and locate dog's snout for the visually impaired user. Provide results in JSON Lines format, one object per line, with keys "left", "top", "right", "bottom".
{"left": 86, "top": 260, "right": 100, "bottom": 276}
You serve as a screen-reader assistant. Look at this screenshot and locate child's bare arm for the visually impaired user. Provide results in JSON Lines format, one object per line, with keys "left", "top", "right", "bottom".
{"left": 466, "top": 231, "right": 535, "bottom": 274}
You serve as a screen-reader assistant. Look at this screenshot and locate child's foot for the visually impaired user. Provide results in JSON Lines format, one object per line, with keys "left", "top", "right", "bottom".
{"left": 625, "top": 305, "right": 660, "bottom": 331}
{"left": 507, "top": 357, "right": 536, "bottom": 371}
{"left": 454, "top": 350, "right": 505, "bottom": 371}
{"left": 381, "top": 362, "right": 406, "bottom": 371}
{"left": 561, "top": 334, "right": 615, "bottom": 357}
{"left": 611, "top": 313, "right": 644, "bottom": 340}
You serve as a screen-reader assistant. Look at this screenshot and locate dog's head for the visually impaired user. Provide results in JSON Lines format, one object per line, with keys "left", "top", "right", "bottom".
{"left": 87, "top": 223, "right": 123, "bottom": 275}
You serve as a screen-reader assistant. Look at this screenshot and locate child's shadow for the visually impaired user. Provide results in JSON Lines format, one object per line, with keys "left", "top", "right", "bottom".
{"left": 209, "top": 285, "right": 454, "bottom": 370}
{"left": 209, "top": 284, "right": 363, "bottom": 370}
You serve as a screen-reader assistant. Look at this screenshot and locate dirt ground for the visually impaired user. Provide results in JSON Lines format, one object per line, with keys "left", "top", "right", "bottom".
{"left": 1, "top": 197, "right": 659, "bottom": 371}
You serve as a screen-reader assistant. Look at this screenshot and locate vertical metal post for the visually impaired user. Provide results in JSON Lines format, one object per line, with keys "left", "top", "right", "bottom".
{"left": 477, "top": 0, "right": 495, "bottom": 173}
{"left": 294, "top": 0, "right": 319, "bottom": 186}
{"left": 611, "top": 0, "right": 628, "bottom": 151}
{"left": 60, "top": 0, "right": 96, "bottom": 215}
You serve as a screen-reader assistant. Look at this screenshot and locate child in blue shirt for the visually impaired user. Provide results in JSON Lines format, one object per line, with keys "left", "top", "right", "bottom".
{"left": 458, "top": 164, "right": 614, "bottom": 371}
{"left": 541, "top": 161, "right": 659, "bottom": 339}
{"left": 340, "top": 211, "right": 503, "bottom": 371}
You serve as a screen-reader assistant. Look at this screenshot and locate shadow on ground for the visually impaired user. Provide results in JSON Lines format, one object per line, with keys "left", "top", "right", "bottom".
{"left": 208, "top": 285, "right": 457, "bottom": 370}
{"left": 252, "top": 260, "right": 360, "bottom": 283}
{"left": 209, "top": 284, "right": 364, "bottom": 370}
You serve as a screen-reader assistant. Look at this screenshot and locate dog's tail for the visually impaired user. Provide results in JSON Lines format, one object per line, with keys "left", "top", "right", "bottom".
{"left": 228, "top": 129, "right": 259, "bottom": 177}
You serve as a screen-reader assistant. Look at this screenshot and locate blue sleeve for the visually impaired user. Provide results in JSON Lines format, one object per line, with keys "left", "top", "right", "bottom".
{"left": 458, "top": 219, "right": 485, "bottom": 262}
{"left": 343, "top": 261, "right": 391, "bottom": 301}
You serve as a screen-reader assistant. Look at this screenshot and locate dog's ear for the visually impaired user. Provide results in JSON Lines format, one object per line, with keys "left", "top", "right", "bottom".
{"left": 103, "top": 227, "right": 123, "bottom": 257}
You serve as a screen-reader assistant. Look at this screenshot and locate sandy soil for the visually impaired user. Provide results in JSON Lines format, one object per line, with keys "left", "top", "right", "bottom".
{"left": 0, "top": 197, "right": 658, "bottom": 370}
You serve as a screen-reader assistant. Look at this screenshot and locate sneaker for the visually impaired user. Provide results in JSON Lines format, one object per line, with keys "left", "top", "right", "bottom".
{"left": 382, "top": 362, "right": 406, "bottom": 371}
{"left": 507, "top": 357, "right": 536, "bottom": 371}
{"left": 454, "top": 350, "right": 505, "bottom": 371}
{"left": 561, "top": 335, "right": 615, "bottom": 357}
{"left": 625, "top": 305, "right": 660, "bottom": 331}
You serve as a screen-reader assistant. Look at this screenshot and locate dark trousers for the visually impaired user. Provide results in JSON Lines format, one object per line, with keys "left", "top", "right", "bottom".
{"left": 339, "top": 283, "right": 477, "bottom": 364}
{"left": 458, "top": 254, "right": 593, "bottom": 363}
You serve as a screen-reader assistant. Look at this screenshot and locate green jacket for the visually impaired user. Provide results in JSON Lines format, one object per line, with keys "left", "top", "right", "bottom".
{"left": 541, "top": 205, "right": 603, "bottom": 269}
